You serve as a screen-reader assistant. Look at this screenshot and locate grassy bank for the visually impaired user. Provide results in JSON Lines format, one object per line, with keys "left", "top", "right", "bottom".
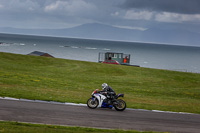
{"left": 0, "top": 121, "right": 158, "bottom": 133}
{"left": 0, "top": 52, "right": 200, "bottom": 113}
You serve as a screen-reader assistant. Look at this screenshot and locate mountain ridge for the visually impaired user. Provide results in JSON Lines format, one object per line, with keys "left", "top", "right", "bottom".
{"left": 0, "top": 23, "right": 199, "bottom": 46}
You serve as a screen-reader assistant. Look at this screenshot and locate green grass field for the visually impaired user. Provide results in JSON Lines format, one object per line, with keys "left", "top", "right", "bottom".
{"left": 0, "top": 52, "right": 200, "bottom": 113}
{"left": 0, "top": 121, "right": 159, "bottom": 133}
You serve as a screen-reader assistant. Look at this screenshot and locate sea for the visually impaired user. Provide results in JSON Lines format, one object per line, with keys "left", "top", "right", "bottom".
{"left": 0, "top": 33, "right": 200, "bottom": 73}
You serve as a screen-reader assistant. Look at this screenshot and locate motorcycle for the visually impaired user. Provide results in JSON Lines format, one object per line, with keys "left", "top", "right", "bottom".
{"left": 87, "top": 89, "right": 126, "bottom": 111}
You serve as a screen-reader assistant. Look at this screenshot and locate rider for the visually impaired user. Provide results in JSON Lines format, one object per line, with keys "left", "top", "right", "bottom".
{"left": 100, "top": 83, "right": 116, "bottom": 104}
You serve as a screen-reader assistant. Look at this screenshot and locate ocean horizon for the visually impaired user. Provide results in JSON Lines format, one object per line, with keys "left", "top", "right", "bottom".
{"left": 0, "top": 33, "right": 200, "bottom": 73}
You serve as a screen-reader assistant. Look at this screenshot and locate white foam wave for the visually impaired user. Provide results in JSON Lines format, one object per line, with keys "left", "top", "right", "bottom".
{"left": 71, "top": 46, "right": 79, "bottom": 49}
{"left": 0, "top": 43, "right": 10, "bottom": 46}
{"left": 85, "top": 47, "right": 97, "bottom": 50}
{"left": 102, "top": 48, "right": 110, "bottom": 51}
{"left": 0, "top": 42, "right": 12, "bottom": 46}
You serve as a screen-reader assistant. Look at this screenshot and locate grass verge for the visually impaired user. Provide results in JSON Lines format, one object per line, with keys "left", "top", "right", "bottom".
{"left": 0, "top": 121, "right": 162, "bottom": 133}
{"left": 0, "top": 52, "right": 200, "bottom": 113}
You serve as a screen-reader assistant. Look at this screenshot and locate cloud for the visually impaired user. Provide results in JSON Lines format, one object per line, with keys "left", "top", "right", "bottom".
{"left": 113, "top": 25, "right": 147, "bottom": 31}
{"left": 0, "top": 4, "right": 3, "bottom": 9}
{"left": 124, "top": 10, "right": 153, "bottom": 20}
{"left": 122, "top": 0, "right": 200, "bottom": 14}
{"left": 155, "top": 12, "right": 200, "bottom": 23}
{"left": 44, "top": 0, "right": 96, "bottom": 16}
{"left": 123, "top": 9, "right": 200, "bottom": 23}
{"left": 0, "top": 0, "right": 40, "bottom": 12}
{"left": 111, "top": 11, "right": 120, "bottom": 17}
{"left": 0, "top": 0, "right": 200, "bottom": 30}
{"left": 0, "top": 0, "right": 98, "bottom": 28}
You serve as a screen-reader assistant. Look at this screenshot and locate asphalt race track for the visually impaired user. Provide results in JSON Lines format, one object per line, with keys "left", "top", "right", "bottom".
{"left": 0, "top": 99, "right": 200, "bottom": 133}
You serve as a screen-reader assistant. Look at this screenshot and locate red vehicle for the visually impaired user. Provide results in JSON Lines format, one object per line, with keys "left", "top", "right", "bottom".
{"left": 102, "top": 60, "right": 120, "bottom": 65}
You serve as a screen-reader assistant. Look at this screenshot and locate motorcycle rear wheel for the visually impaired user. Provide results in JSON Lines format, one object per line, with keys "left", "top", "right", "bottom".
{"left": 87, "top": 98, "right": 99, "bottom": 109}
{"left": 114, "top": 99, "right": 126, "bottom": 111}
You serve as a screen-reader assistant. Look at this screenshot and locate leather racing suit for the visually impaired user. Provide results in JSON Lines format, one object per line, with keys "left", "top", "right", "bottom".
{"left": 101, "top": 86, "right": 116, "bottom": 104}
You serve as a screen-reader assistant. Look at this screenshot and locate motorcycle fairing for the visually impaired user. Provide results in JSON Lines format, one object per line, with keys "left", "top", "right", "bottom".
{"left": 102, "top": 102, "right": 113, "bottom": 108}
{"left": 93, "top": 93, "right": 106, "bottom": 107}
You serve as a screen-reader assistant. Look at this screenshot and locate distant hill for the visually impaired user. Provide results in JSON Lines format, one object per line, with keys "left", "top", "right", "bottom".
{"left": 0, "top": 23, "right": 200, "bottom": 46}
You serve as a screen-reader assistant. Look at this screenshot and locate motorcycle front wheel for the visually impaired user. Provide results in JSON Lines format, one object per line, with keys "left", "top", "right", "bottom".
{"left": 87, "top": 98, "right": 99, "bottom": 109}
{"left": 114, "top": 99, "right": 126, "bottom": 111}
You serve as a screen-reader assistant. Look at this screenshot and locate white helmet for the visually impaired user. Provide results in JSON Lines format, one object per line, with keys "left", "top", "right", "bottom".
{"left": 102, "top": 83, "right": 108, "bottom": 89}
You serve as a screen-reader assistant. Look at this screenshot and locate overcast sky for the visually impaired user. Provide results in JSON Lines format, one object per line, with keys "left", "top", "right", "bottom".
{"left": 0, "top": 0, "right": 200, "bottom": 31}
